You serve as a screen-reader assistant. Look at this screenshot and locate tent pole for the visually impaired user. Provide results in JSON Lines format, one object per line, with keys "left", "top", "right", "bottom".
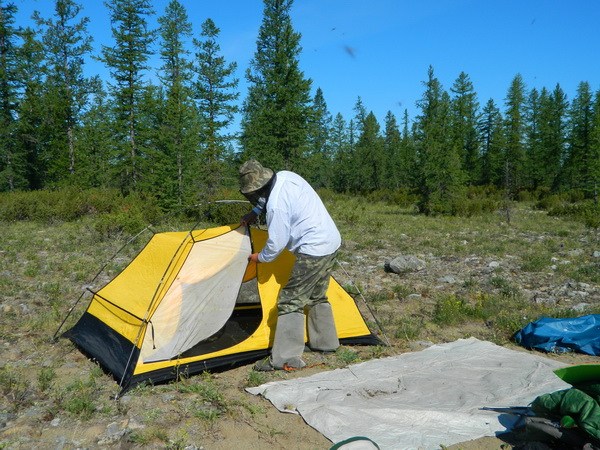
{"left": 52, "top": 225, "right": 155, "bottom": 341}
{"left": 334, "top": 258, "right": 392, "bottom": 347}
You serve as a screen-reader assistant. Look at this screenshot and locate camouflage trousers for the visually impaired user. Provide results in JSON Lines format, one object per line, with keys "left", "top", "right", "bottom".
{"left": 278, "top": 251, "right": 338, "bottom": 315}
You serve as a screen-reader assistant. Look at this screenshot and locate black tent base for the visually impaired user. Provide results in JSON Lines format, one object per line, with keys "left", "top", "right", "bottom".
{"left": 122, "top": 334, "right": 381, "bottom": 395}
{"left": 64, "top": 309, "right": 382, "bottom": 395}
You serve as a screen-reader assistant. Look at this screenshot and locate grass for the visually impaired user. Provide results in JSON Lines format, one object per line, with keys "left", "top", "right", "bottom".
{"left": 0, "top": 192, "right": 598, "bottom": 448}
{"left": 53, "top": 365, "right": 109, "bottom": 420}
{"left": 38, "top": 367, "right": 57, "bottom": 393}
{"left": 336, "top": 347, "right": 360, "bottom": 364}
{"left": 246, "top": 370, "right": 268, "bottom": 387}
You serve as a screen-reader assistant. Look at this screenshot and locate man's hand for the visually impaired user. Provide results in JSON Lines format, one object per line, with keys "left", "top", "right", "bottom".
{"left": 248, "top": 253, "right": 260, "bottom": 263}
{"left": 241, "top": 211, "right": 258, "bottom": 226}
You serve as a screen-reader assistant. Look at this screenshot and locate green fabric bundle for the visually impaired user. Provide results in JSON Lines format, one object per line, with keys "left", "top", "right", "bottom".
{"left": 532, "top": 387, "right": 600, "bottom": 440}
{"left": 531, "top": 364, "right": 600, "bottom": 442}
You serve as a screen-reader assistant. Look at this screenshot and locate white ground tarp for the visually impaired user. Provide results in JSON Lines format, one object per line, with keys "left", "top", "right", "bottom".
{"left": 247, "top": 338, "right": 571, "bottom": 450}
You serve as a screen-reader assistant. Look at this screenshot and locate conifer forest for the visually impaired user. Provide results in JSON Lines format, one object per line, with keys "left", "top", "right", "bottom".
{"left": 1, "top": 0, "right": 599, "bottom": 217}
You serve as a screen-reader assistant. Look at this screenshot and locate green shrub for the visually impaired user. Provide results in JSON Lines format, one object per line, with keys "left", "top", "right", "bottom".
{"left": 568, "top": 189, "right": 586, "bottom": 202}
{"left": 94, "top": 211, "right": 148, "bottom": 237}
{"left": 58, "top": 379, "right": 97, "bottom": 420}
{"left": 368, "top": 290, "right": 394, "bottom": 303}
{"left": 520, "top": 253, "right": 549, "bottom": 272}
{"left": 0, "top": 365, "right": 29, "bottom": 405}
{"left": 433, "top": 294, "right": 471, "bottom": 325}
{"left": 449, "top": 186, "right": 502, "bottom": 216}
{"left": 201, "top": 201, "right": 250, "bottom": 225}
{"left": 535, "top": 193, "right": 566, "bottom": 211}
{"left": 581, "top": 206, "right": 600, "bottom": 228}
{"left": 394, "top": 317, "right": 423, "bottom": 340}
{"left": 366, "top": 188, "right": 418, "bottom": 207}
{"left": 0, "top": 188, "right": 161, "bottom": 225}
{"left": 336, "top": 347, "right": 360, "bottom": 364}
{"left": 547, "top": 199, "right": 599, "bottom": 229}
{"left": 490, "top": 276, "right": 520, "bottom": 298}
{"left": 38, "top": 367, "right": 57, "bottom": 393}
{"left": 246, "top": 370, "right": 268, "bottom": 388}
{"left": 315, "top": 188, "right": 337, "bottom": 203}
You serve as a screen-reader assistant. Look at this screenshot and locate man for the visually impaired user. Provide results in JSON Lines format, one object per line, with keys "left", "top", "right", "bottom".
{"left": 239, "top": 159, "right": 341, "bottom": 371}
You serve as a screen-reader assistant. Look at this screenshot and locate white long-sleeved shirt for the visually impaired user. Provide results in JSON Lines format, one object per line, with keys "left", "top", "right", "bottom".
{"left": 257, "top": 171, "right": 341, "bottom": 263}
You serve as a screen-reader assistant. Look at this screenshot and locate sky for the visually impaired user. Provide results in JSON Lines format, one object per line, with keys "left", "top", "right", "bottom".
{"left": 12, "top": 0, "right": 600, "bottom": 133}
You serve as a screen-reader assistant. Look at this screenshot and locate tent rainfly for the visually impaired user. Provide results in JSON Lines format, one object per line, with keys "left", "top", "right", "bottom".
{"left": 63, "top": 224, "right": 380, "bottom": 393}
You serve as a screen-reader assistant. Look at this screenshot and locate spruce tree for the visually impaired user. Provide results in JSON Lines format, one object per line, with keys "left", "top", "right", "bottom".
{"left": 450, "top": 72, "right": 480, "bottom": 184}
{"left": 34, "top": 0, "right": 93, "bottom": 184}
{"left": 524, "top": 87, "right": 542, "bottom": 190}
{"left": 157, "top": 0, "right": 198, "bottom": 206}
{"left": 305, "top": 87, "right": 332, "bottom": 187}
{"left": 77, "top": 78, "right": 114, "bottom": 188}
{"left": 535, "top": 85, "right": 568, "bottom": 192}
{"left": 399, "top": 109, "right": 418, "bottom": 190}
{"left": 193, "top": 17, "right": 239, "bottom": 196}
{"left": 240, "top": 0, "right": 312, "bottom": 171}
{"left": 478, "top": 98, "right": 505, "bottom": 187}
{"left": 590, "top": 90, "right": 600, "bottom": 203}
{"left": 338, "top": 97, "right": 368, "bottom": 191}
{"left": 0, "top": 2, "right": 22, "bottom": 190}
{"left": 563, "top": 81, "right": 595, "bottom": 196}
{"left": 414, "top": 66, "right": 464, "bottom": 214}
{"left": 101, "top": 0, "right": 155, "bottom": 193}
{"left": 352, "top": 96, "right": 367, "bottom": 136}
{"left": 14, "top": 27, "right": 46, "bottom": 190}
{"left": 354, "top": 111, "right": 385, "bottom": 193}
{"left": 503, "top": 74, "right": 527, "bottom": 197}
{"left": 384, "top": 110, "right": 402, "bottom": 189}
{"left": 330, "top": 112, "right": 351, "bottom": 192}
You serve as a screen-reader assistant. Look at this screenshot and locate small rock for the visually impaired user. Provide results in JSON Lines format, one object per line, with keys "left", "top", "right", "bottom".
{"left": 592, "top": 251, "right": 600, "bottom": 258}
{"left": 533, "top": 295, "right": 558, "bottom": 305}
{"left": 126, "top": 417, "right": 145, "bottom": 430}
{"left": 572, "top": 303, "right": 590, "bottom": 313}
{"left": 384, "top": 255, "right": 426, "bottom": 274}
{"left": 161, "top": 393, "right": 176, "bottom": 402}
{"left": 488, "top": 261, "right": 500, "bottom": 269}
{"left": 409, "top": 341, "right": 434, "bottom": 351}
{"left": 97, "top": 421, "right": 126, "bottom": 445}
{"left": 437, "top": 275, "right": 457, "bottom": 284}
{"left": 51, "top": 418, "right": 61, "bottom": 427}
{"left": 54, "top": 436, "right": 68, "bottom": 449}
{"left": 119, "top": 394, "right": 133, "bottom": 406}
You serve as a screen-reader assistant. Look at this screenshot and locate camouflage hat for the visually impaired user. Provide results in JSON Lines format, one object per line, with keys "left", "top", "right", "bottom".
{"left": 239, "top": 159, "right": 274, "bottom": 194}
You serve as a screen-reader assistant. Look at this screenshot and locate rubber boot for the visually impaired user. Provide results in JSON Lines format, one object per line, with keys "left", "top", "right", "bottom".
{"left": 307, "top": 303, "right": 339, "bottom": 352}
{"left": 270, "top": 312, "right": 307, "bottom": 369}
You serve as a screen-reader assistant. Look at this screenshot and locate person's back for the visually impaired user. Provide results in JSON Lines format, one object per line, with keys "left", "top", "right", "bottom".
{"left": 263, "top": 170, "right": 341, "bottom": 260}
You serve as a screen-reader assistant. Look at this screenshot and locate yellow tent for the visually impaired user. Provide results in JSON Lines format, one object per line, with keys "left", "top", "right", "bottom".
{"left": 64, "top": 224, "right": 379, "bottom": 392}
